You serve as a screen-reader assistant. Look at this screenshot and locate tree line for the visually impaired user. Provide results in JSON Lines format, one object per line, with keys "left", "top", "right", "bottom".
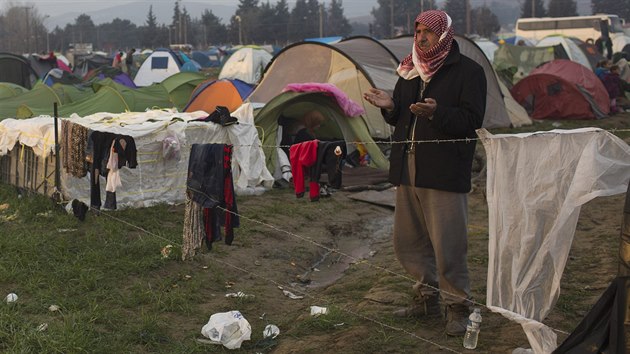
{"left": 0, "top": 0, "right": 626, "bottom": 55}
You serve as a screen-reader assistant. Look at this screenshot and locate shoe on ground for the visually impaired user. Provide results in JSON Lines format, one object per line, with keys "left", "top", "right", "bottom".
{"left": 393, "top": 295, "right": 441, "bottom": 318}
{"left": 445, "top": 304, "right": 470, "bottom": 336}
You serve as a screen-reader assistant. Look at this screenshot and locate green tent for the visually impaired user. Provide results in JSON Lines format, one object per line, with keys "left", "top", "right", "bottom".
{"left": 161, "top": 71, "right": 208, "bottom": 111}
{"left": 493, "top": 43, "right": 568, "bottom": 86}
{"left": 0, "top": 82, "right": 28, "bottom": 100}
{"left": 254, "top": 90, "right": 389, "bottom": 174}
{"left": 0, "top": 82, "right": 93, "bottom": 120}
{"left": 20, "top": 79, "right": 174, "bottom": 118}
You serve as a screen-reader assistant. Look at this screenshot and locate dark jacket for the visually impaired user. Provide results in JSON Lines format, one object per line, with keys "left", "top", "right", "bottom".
{"left": 384, "top": 40, "right": 486, "bottom": 193}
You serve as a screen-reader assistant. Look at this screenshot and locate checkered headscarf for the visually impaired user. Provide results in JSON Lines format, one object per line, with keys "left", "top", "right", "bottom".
{"left": 397, "top": 10, "right": 454, "bottom": 82}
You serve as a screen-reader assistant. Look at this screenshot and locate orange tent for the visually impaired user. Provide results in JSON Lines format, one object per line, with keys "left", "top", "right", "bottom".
{"left": 183, "top": 78, "right": 254, "bottom": 113}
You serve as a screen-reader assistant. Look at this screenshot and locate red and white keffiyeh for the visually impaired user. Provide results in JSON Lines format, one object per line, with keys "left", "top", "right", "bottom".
{"left": 397, "top": 10, "right": 454, "bottom": 82}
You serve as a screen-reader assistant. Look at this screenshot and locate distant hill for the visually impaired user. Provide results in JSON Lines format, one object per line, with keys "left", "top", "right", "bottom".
{"left": 43, "top": 0, "right": 592, "bottom": 32}
{"left": 46, "top": 1, "right": 236, "bottom": 30}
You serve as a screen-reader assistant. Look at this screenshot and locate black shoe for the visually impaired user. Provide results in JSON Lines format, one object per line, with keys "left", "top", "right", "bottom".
{"left": 208, "top": 106, "right": 239, "bottom": 126}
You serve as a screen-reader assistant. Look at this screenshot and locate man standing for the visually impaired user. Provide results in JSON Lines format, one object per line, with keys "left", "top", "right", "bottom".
{"left": 125, "top": 48, "right": 136, "bottom": 75}
{"left": 363, "top": 10, "right": 486, "bottom": 336}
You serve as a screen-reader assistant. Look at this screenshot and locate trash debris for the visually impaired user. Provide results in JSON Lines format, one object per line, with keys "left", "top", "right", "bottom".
{"left": 225, "top": 281, "right": 235, "bottom": 289}
{"left": 310, "top": 306, "right": 328, "bottom": 316}
{"left": 184, "top": 275, "right": 192, "bottom": 280}
{"left": 225, "top": 291, "right": 254, "bottom": 299}
{"left": 282, "top": 290, "right": 304, "bottom": 300}
{"left": 0, "top": 213, "right": 18, "bottom": 222}
{"left": 334, "top": 322, "right": 345, "bottom": 327}
{"left": 37, "top": 323, "right": 48, "bottom": 332}
{"left": 263, "top": 324, "right": 280, "bottom": 339}
{"left": 196, "top": 338, "right": 220, "bottom": 345}
{"left": 201, "top": 310, "right": 251, "bottom": 349}
{"left": 57, "top": 229, "right": 77, "bottom": 233}
{"left": 0, "top": 203, "right": 9, "bottom": 211}
{"left": 5, "top": 293, "right": 18, "bottom": 303}
{"left": 161, "top": 245, "right": 173, "bottom": 259}
{"left": 48, "top": 305, "right": 60, "bottom": 312}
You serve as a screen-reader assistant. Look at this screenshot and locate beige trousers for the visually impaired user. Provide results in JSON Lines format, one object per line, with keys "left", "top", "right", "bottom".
{"left": 394, "top": 153, "right": 471, "bottom": 305}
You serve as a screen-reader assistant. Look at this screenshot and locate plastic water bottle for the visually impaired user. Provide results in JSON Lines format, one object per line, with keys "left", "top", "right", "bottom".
{"left": 463, "top": 307, "right": 482, "bottom": 349}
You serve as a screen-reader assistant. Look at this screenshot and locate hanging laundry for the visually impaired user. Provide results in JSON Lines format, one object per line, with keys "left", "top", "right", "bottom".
{"left": 87, "top": 131, "right": 137, "bottom": 210}
{"left": 289, "top": 140, "right": 346, "bottom": 201}
{"left": 184, "top": 143, "right": 239, "bottom": 253}
{"left": 61, "top": 120, "right": 89, "bottom": 178}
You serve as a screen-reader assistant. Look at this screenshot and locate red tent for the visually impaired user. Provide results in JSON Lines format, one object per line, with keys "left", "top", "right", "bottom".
{"left": 511, "top": 59, "right": 610, "bottom": 120}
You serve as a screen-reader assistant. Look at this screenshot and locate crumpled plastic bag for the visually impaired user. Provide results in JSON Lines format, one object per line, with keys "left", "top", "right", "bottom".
{"left": 201, "top": 310, "right": 251, "bottom": 349}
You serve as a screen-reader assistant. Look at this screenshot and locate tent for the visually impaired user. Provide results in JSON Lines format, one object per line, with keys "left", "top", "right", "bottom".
{"left": 160, "top": 72, "right": 208, "bottom": 111}
{"left": 184, "top": 78, "right": 254, "bottom": 114}
{"left": 73, "top": 53, "right": 112, "bottom": 78}
{"left": 571, "top": 38, "right": 606, "bottom": 71}
{"left": 493, "top": 43, "right": 569, "bottom": 86}
{"left": 218, "top": 46, "right": 273, "bottom": 85}
{"left": 84, "top": 66, "right": 137, "bottom": 88}
{"left": 254, "top": 89, "right": 389, "bottom": 177}
{"left": 304, "top": 36, "right": 343, "bottom": 44}
{"left": 474, "top": 38, "right": 499, "bottom": 62}
{"left": 0, "top": 82, "right": 94, "bottom": 120}
{"left": 181, "top": 60, "right": 201, "bottom": 73}
{"left": 380, "top": 35, "right": 531, "bottom": 128}
{"left": 133, "top": 49, "right": 183, "bottom": 87}
{"left": 0, "top": 83, "right": 28, "bottom": 100}
{"left": 42, "top": 68, "right": 84, "bottom": 86}
{"left": 26, "top": 53, "right": 72, "bottom": 78}
{"left": 0, "top": 52, "right": 38, "bottom": 89}
{"left": 191, "top": 50, "right": 223, "bottom": 68}
{"left": 535, "top": 35, "right": 592, "bottom": 69}
{"left": 510, "top": 59, "right": 610, "bottom": 120}
{"left": 497, "top": 35, "right": 536, "bottom": 46}
{"left": 20, "top": 79, "right": 173, "bottom": 119}
{"left": 248, "top": 36, "right": 399, "bottom": 139}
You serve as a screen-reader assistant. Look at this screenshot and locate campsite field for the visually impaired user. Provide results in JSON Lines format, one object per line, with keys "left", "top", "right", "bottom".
{"left": 1, "top": 113, "right": 629, "bottom": 353}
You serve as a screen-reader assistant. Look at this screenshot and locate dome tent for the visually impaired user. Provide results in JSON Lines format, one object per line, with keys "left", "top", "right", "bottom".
{"left": 510, "top": 59, "right": 610, "bottom": 120}
{"left": 249, "top": 36, "right": 400, "bottom": 140}
{"left": 254, "top": 88, "right": 389, "bottom": 175}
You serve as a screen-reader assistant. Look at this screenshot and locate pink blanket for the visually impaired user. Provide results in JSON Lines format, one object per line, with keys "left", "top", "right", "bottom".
{"left": 282, "top": 83, "right": 365, "bottom": 117}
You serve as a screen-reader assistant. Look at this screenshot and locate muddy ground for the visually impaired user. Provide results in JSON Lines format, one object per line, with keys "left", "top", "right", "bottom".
{"left": 185, "top": 114, "right": 630, "bottom": 353}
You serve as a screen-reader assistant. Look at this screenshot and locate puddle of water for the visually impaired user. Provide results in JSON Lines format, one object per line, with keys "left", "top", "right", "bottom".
{"left": 303, "top": 214, "right": 393, "bottom": 289}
